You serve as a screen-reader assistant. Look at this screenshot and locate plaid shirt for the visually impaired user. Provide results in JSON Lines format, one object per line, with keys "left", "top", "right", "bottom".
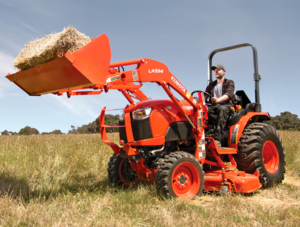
{"left": 205, "top": 78, "right": 235, "bottom": 107}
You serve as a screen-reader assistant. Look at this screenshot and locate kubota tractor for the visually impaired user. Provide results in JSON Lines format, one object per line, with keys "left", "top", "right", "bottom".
{"left": 7, "top": 34, "right": 285, "bottom": 199}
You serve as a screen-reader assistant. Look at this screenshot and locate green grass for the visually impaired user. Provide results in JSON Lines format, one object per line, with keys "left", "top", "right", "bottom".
{"left": 0, "top": 132, "right": 299, "bottom": 226}
{"left": 279, "top": 131, "right": 300, "bottom": 177}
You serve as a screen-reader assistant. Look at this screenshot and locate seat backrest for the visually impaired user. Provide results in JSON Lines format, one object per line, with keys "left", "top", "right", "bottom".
{"left": 235, "top": 90, "right": 251, "bottom": 109}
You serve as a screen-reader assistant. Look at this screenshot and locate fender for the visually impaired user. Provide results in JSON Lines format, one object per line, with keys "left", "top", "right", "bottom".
{"left": 228, "top": 112, "right": 270, "bottom": 149}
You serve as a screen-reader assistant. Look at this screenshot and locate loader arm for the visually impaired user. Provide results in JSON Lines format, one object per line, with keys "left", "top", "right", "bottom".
{"left": 100, "top": 58, "right": 208, "bottom": 163}
{"left": 6, "top": 33, "right": 207, "bottom": 163}
{"left": 106, "top": 58, "right": 199, "bottom": 121}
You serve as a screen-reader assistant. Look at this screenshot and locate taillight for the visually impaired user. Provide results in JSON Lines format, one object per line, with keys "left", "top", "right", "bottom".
{"left": 132, "top": 107, "right": 152, "bottom": 120}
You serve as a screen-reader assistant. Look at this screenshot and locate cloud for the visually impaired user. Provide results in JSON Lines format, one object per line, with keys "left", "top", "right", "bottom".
{"left": 18, "top": 21, "right": 42, "bottom": 37}
{"left": 0, "top": 51, "right": 17, "bottom": 74}
{"left": 0, "top": 51, "right": 20, "bottom": 96}
{"left": 0, "top": 0, "right": 54, "bottom": 18}
{"left": 50, "top": 95, "right": 102, "bottom": 121}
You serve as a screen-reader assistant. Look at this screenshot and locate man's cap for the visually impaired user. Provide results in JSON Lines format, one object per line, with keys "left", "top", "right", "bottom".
{"left": 211, "top": 64, "right": 225, "bottom": 71}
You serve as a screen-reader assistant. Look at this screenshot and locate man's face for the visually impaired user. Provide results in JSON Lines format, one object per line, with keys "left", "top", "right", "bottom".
{"left": 214, "top": 68, "right": 226, "bottom": 79}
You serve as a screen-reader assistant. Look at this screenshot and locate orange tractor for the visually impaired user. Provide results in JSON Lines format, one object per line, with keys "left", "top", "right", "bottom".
{"left": 7, "top": 34, "right": 285, "bottom": 199}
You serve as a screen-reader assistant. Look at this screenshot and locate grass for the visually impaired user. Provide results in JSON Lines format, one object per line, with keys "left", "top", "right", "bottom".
{"left": 279, "top": 131, "right": 300, "bottom": 177}
{"left": 0, "top": 131, "right": 299, "bottom": 226}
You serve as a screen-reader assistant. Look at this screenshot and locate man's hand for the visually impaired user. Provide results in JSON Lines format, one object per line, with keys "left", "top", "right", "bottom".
{"left": 211, "top": 97, "right": 218, "bottom": 103}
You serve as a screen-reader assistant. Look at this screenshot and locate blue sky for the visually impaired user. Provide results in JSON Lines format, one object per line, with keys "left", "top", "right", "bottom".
{"left": 0, "top": 0, "right": 298, "bottom": 133}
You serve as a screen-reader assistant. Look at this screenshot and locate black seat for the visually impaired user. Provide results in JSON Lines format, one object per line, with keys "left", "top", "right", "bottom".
{"left": 199, "top": 90, "right": 259, "bottom": 126}
{"left": 228, "top": 109, "right": 246, "bottom": 126}
{"left": 206, "top": 90, "right": 250, "bottom": 124}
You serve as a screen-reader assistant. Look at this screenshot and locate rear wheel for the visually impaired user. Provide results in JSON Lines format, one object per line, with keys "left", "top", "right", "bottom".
{"left": 107, "top": 153, "right": 137, "bottom": 186}
{"left": 236, "top": 123, "right": 285, "bottom": 188}
{"left": 155, "top": 151, "right": 205, "bottom": 199}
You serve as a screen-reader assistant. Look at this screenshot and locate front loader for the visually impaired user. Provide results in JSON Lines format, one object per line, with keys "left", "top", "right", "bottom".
{"left": 7, "top": 34, "right": 285, "bottom": 199}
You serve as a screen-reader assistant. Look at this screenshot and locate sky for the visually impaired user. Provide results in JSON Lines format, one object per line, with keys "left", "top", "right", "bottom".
{"left": 0, "top": 0, "right": 298, "bottom": 133}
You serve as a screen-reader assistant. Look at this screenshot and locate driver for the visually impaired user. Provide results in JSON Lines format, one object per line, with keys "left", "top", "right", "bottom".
{"left": 205, "top": 64, "right": 235, "bottom": 147}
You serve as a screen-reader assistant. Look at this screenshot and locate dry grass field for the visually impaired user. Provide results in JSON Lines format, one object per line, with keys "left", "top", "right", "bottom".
{"left": 0, "top": 131, "right": 299, "bottom": 226}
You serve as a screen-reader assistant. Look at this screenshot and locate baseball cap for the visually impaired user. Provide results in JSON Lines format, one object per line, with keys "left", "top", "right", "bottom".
{"left": 211, "top": 64, "right": 225, "bottom": 71}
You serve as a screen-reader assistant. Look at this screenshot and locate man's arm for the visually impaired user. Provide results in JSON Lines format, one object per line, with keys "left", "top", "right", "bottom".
{"left": 211, "top": 95, "right": 229, "bottom": 104}
{"left": 212, "top": 80, "right": 234, "bottom": 104}
{"left": 224, "top": 80, "right": 235, "bottom": 99}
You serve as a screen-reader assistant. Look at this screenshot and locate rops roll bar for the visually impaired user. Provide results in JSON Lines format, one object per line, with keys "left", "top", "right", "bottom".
{"left": 207, "top": 43, "right": 261, "bottom": 106}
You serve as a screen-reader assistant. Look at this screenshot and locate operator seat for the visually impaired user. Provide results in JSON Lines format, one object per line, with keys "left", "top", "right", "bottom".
{"left": 206, "top": 90, "right": 251, "bottom": 126}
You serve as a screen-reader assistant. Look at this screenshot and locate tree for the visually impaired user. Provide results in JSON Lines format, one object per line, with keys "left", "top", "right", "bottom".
{"left": 95, "top": 114, "right": 120, "bottom": 133}
{"left": 1, "top": 130, "right": 17, "bottom": 135}
{"left": 68, "top": 125, "right": 77, "bottom": 134}
{"left": 103, "top": 114, "right": 120, "bottom": 133}
{"left": 269, "top": 111, "right": 300, "bottom": 131}
{"left": 41, "top": 129, "right": 64, "bottom": 135}
{"left": 1, "top": 130, "right": 9, "bottom": 136}
{"left": 19, "top": 126, "right": 39, "bottom": 135}
{"left": 9, "top": 131, "right": 18, "bottom": 135}
{"left": 68, "top": 114, "right": 120, "bottom": 134}
{"left": 50, "top": 129, "right": 64, "bottom": 134}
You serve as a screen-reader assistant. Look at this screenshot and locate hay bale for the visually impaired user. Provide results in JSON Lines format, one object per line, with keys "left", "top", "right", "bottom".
{"left": 14, "top": 27, "right": 91, "bottom": 70}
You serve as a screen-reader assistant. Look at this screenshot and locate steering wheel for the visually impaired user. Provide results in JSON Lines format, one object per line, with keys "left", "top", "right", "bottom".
{"left": 191, "top": 90, "right": 212, "bottom": 105}
{"left": 191, "top": 90, "right": 211, "bottom": 98}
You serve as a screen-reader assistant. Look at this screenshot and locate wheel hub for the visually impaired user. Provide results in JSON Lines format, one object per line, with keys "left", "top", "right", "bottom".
{"left": 179, "top": 173, "right": 187, "bottom": 184}
{"left": 175, "top": 172, "right": 189, "bottom": 188}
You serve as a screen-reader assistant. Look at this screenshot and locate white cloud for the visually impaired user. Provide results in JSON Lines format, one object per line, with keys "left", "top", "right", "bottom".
{"left": 0, "top": 51, "right": 17, "bottom": 74}
{"left": 18, "top": 21, "right": 42, "bottom": 37}
{"left": 0, "top": 51, "right": 20, "bottom": 96}
{"left": 51, "top": 95, "right": 102, "bottom": 121}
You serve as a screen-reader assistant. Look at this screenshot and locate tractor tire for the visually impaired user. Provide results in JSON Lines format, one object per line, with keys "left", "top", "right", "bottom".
{"left": 155, "top": 151, "right": 205, "bottom": 199}
{"left": 107, "top": 153, "right": 137, "bottom": 186}
{"left": 236, "top": 123, "right": 285, "bottom": 188}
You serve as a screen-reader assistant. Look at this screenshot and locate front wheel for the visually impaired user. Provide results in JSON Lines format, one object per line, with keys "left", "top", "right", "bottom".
{"left": 107, "top": 153, "right": 137, "bottom": 186}
{"left": 236, "top": 123, "right": 286, "bottom": 188}
{"left": 155, "top": 151, "right": 205, "bottom": 199}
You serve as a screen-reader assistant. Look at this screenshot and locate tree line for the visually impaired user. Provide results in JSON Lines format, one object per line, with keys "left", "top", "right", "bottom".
{"left": 1, "top": 114, "right": 119, "bottom": 136}
{"left": 268, "top": 111, "right": 300, "bottom": 131}
{"left": 1, "top": 111, "right": 300, "bottom": 136}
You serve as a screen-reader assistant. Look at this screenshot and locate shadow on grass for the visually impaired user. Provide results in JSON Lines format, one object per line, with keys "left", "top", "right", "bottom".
{"left": 202, "top": 189, "right": 261, "bottom": 197}
{"left": 0, "top": 171, "right": 30, "bottom": 199}
{"left": 0, "top": 171, "right": 119, "bottom": 203}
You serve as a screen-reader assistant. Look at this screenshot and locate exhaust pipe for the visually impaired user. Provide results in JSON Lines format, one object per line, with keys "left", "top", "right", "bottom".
{"left": 149, "top": 145, "right": 164, "bottom": 157}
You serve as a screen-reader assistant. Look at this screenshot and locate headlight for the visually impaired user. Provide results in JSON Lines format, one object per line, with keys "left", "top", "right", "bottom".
{"left": 132, "top": 107, "right": 152, "bottom": 120}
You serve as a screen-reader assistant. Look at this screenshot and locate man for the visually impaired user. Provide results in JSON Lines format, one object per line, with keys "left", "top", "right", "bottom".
{"left": 205, "top": 64, "right": 235, "bottom": 147}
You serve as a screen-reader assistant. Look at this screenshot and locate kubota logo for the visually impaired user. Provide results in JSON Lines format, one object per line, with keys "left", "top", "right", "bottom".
{"left": 171, "top": 76, "right": 186, "bottom": 93}
{"left": 183, "top": 106, "right": 193, "bottom": 111}
{"left": 148, "top": 69, "right": 163, "bottom": 73}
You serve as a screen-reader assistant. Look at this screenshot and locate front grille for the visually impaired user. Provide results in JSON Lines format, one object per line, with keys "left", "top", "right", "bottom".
{"left": 119, "top": 119, "right": 127, "bottom": 143}
{"left": 131, "top": 114, "right": 153, "bottom": 141}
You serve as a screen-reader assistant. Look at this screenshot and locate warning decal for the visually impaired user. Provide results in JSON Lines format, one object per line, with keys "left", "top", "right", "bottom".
{"left": 106, "top": 75, "right": 120, "bottom": 84}
{"left": 186, "top": 91, "right": 191, "bottom": 98}
{"left": 132, "top": 70, "right": 138, "bottom": 81}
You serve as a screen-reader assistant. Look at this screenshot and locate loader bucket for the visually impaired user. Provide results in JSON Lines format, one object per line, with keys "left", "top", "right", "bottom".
{"left": 6, "top": 34, "right": 111, "bottom": 96}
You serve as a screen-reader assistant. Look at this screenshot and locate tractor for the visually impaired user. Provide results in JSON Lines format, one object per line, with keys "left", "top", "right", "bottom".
{"left": 7, "top": 34, "right": 285, "bottom": 199}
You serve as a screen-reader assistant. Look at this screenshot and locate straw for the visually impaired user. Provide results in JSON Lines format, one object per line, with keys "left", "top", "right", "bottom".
{"left": 14, "top": 27, "right": 91, "bottom": 70}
